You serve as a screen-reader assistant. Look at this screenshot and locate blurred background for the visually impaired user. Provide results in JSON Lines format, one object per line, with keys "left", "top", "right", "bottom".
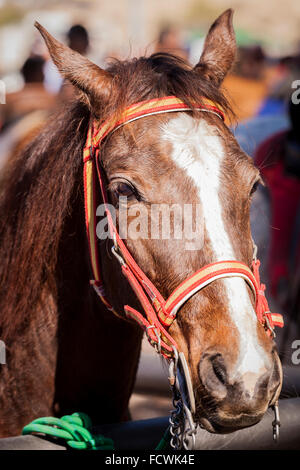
{"left": 0, "top": 0, "right": 300, "bottom": 96}
{"left": 0, "top": 0, "right": 299, "bottom": 422}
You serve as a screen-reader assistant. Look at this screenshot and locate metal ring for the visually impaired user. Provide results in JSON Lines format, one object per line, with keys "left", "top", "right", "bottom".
{"left": 153, "top": 327, "right": 161, "bottom": 354}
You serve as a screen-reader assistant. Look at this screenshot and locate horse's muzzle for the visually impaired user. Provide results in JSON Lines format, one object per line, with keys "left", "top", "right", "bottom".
{"left": 196, "top": 349, "right": 282, "bottom": 433}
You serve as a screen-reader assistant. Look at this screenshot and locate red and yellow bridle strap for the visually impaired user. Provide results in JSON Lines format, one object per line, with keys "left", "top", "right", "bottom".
{"left": 83, "top": 95, "right": 283, "bottom": 356}
{"left": 161, "top": 261, "right": 258, "bottom": 325}
{"left": 83, "top": 96, "right": 224, "bottom": 321}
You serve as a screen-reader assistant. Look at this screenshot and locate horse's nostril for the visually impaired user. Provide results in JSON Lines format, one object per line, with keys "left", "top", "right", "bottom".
{"left": 199, "top": 352, "right": 228, "bottom": 400}
{"left": 211, "top": 354, "right": 227, "bottom": 385}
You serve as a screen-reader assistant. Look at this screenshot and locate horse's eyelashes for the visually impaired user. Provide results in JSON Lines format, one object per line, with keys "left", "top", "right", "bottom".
{"left": 115, "top": 182, "right": 135, "bottom": 197}
{"left": 109, "top": 180, "right": 143, "bottom": 202}
{"left": 250, "top": 180, "right": 259, "bottom": 197}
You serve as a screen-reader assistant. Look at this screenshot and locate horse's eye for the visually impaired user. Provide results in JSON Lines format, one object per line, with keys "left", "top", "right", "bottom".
{"left": 250, "top": 180, "right": 259, "bottom": 197}
{"left": 114, "top": 182, "right": 135, "bottom": 198}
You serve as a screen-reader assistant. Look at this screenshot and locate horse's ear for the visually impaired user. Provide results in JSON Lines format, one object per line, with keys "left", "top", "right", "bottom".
{"left": 35, "top": 22, "right": 112, "bottom": 108}
{"left": 194, "top": 9, "right": 236, "bottom": 87}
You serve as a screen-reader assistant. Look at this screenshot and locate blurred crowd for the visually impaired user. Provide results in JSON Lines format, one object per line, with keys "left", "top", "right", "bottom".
{"left": 0, "top": 22, "right": 299, "bottom": 358}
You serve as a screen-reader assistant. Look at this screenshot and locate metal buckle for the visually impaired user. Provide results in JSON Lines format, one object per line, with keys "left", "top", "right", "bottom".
{"left": 145, "top": 325, "right": 161, "bottom": 354}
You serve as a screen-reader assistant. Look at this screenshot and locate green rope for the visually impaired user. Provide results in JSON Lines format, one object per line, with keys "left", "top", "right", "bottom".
{"left": 155, "top": 426, "right": 171, "bottom": 450}
{"left": 23, "top": 411, "right": 171, "bottom": 450}
{"left": 22, "top": 412, "right": 114, "bottom": 450}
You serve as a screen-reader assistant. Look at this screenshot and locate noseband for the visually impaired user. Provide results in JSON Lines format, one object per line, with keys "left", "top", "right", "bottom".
{"left": 83, "top": 96, "right": 283, "bottom": 359}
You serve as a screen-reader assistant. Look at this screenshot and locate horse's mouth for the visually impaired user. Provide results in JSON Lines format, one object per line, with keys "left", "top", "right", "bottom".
{"left": 198, "top": 412, "right": 263, "bottom": 434}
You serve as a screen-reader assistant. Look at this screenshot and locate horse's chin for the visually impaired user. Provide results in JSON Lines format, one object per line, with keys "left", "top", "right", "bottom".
{"left": 197, "top": 413, "right": 263, "bottom": 434}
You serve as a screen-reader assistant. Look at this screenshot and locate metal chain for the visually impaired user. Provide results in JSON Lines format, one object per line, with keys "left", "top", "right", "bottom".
{"left": 272, "top": 401, "right": 281, "bottom": 443}
{"left": 169, "top": 398, "right": 184, "bottom": 449}
{"left": 168, "top": 347, "right": 197, "bottom": 450}
{"left": 168, "top": 348, "right": 280, "bottom": 449}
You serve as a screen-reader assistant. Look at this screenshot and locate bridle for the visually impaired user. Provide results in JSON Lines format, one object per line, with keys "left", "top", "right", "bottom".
{"left": 83, "top": 95, "right": 284, "bottom": 448}
{"left": 83, "top": 95, "right": 283, "bottom": 358}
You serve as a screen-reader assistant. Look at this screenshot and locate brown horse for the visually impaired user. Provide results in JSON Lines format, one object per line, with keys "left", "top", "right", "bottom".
{"left": 0, "top": 10, "right": 282, "bottom": 438}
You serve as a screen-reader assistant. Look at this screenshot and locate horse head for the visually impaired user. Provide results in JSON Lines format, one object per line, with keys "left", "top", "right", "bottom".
{"left": 36, "top": 9, "right": 282, "bottom": 434}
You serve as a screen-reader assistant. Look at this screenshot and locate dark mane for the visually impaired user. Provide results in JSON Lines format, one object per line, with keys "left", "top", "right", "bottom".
{"left": 0, "top": 52, "right": 232, "bottom": 341}
{"left": 0, "top": 101, "right": 89, "bottom": 341}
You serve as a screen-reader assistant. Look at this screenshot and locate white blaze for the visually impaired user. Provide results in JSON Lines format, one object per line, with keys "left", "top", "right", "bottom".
{"left": 162, "top": 114, "right": 269, "bottom": 389}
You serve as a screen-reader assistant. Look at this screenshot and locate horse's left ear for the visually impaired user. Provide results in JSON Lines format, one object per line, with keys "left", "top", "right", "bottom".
{"left": 194, "top": 9, "right": 236, "bottom": 87}
{"left": 35, "top": 22, "right": 113, "bottom": 108}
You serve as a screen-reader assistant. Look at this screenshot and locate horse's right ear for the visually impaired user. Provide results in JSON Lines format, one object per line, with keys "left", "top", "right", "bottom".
{"left": 194, "top": 9, "right": 236, "bottom": 87}
{"left": 35, "top": 22, "right": 112, "bottom": 108}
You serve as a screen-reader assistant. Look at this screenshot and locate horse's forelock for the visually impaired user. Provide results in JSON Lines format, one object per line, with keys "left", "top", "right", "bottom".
{"left": 103, "top": 53, "right": 234, "bottom": 125}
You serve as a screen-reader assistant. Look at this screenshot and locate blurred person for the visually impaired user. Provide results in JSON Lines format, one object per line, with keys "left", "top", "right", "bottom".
{"left": 233, "top": 54, "right": 300, "bottom": 156}
{"left": 257, "top": 54, "right": 300, "bottom": 117}
{"left": 234, "top": 113, "right": 289, "bottom": 157}
{"left": 154, "top": 26, "right": 188, "bottom": 61}
{"left": 254, "top": 96, "right": 300, "bottom": 310}
{"left": 223, "top": 45, "right": 268, "bottom": 121}
{"left": 290, "top": 205, "right": 300, "bottom": 330}
{"left": 67, "top": 24, "right": 89, "bottom": 55}
{"left": 0, "top": 56, "right": 58, "bottom": 172}
{"left": 0, "top": 55, "right": 56, "bottom": 131}
{"left": 234, "top": 60, "right": 298, "bottom": 296}
{"left": 277, "top": 173, "right": 300, "bottom": 359}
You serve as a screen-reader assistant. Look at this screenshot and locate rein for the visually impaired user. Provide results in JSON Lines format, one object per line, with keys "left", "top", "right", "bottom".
{"left": 83, "top": 95, "right": 283, "bottom": 359}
